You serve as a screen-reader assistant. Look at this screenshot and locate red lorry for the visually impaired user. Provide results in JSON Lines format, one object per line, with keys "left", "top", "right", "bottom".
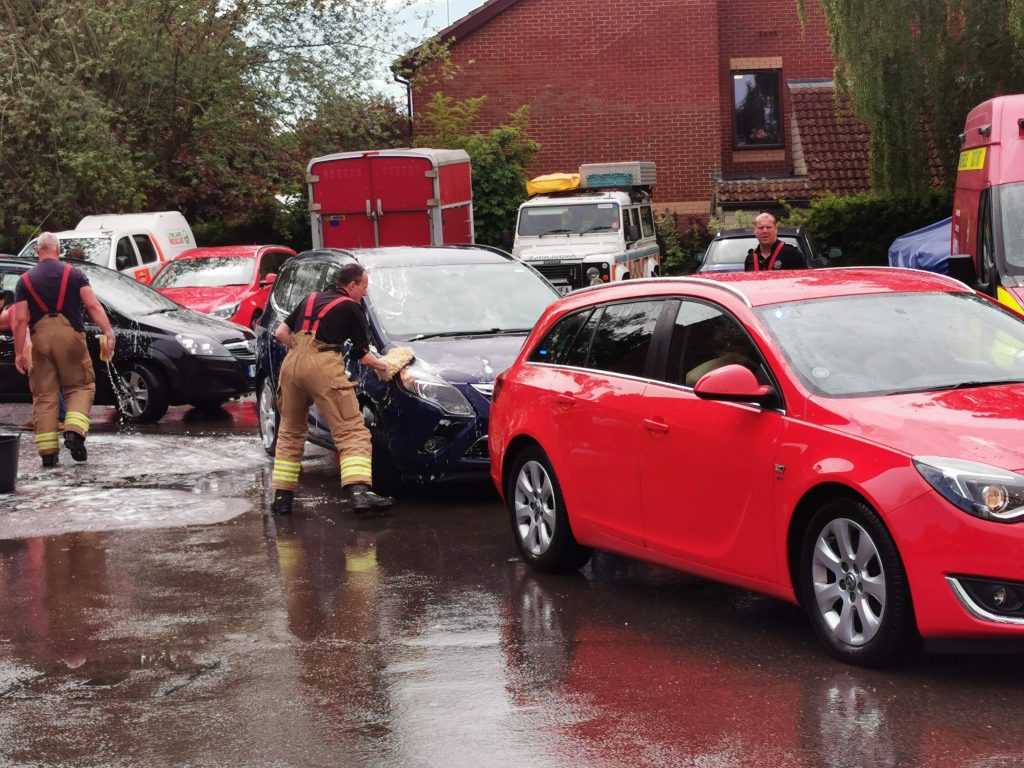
{"left": 306, "top": 148, "right": 474, "bottom": 249}
{"left": 951, "top": 94, "right": 1024, "bottom": 310}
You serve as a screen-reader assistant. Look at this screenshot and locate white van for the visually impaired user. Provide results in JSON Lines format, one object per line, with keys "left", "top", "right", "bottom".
{"left": 18, "top": 211, "right": 195, "bottom": 284}
{"left": 511, "top": 162, "right": 660, "bottom": 294}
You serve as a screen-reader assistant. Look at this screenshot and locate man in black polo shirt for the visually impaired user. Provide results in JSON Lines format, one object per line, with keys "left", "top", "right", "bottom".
{"left": 270, "top": 262, "right": 394, "bottom": 515}
{"left": 11, "top": 233, "right": 116, "bottom": 466}
{"left": 743, "top": 212, "right": 806, "bottom": 272}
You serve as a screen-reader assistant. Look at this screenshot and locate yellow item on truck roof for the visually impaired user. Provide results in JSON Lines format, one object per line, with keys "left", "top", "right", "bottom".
{"left": 526, "top": 173, "right": 580, "bottom": 196}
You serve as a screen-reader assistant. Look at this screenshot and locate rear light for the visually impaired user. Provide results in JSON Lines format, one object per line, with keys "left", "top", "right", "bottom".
{"left": 493, "top": 371, "right": 508, "bottom": 403}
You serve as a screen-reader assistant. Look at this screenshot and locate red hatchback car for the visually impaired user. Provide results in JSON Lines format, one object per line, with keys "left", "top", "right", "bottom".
{"left": 152, "top": 245, "right": 296, "bottom": 330}
{"left": 490, "top": 268, "right": 1024, "bottom": 666}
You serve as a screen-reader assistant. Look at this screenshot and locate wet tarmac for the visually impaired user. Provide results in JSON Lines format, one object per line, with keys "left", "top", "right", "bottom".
{"left": 1, "top": 401, "right": 1024, "bottom": 767}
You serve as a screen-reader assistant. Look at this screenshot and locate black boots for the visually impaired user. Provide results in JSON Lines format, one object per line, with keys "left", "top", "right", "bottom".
{"left": 271, "top": 489, "right": 294, "bottom": 515}
{"left": 346, "top": 483, "right": 394, "bottom": 513}
{"left": 271, "top": 486, "right": 394, "bottom": 516}
{"left": 41, "top": 454, "right": 59, "bottom": 468}
{"left": 64, "top": 431, "right": 87, "bottom": 462}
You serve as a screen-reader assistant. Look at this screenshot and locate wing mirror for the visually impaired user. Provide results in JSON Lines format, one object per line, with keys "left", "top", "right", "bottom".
{"left": 693, "top": 364, "right": 776, "bottom": 406}
{"left": 500, "top": 230, "right": 513, "bottom": 249}
{"left": 825, "top": 246, "right": 842, "bottom": 260}
{"left": 260, "top": 272, "right": 278, "bottom": 288}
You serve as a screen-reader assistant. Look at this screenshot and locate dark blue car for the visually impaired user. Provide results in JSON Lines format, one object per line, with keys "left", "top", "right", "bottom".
{"left": 255, "top": 245, "right": 559, "bottom": 488}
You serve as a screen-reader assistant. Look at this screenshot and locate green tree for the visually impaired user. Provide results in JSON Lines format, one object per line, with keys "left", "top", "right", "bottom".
{"left": 802, "top": 0, "right": 1024, "bottom": 197}
{"left": 0, "top": 0, "right": 414, "bottom": 250}
{"left": 417, "top": 93, "right": 539, "bottom": 247}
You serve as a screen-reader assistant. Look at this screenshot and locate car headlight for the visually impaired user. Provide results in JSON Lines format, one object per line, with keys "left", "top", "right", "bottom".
{"left": 585, "top": 262, "right": 609, "bottom": 285}
{"left": 398, "top": 366, "right": 474, "bottom": 417}
{"left": 175, "top": 333, "right": 229, "bottom": 357}
{"left": 914, "top": 456, "right": 1024, "bottom": 523}
{"left": 209, "top": 303, "right": 240, "bottom": 320}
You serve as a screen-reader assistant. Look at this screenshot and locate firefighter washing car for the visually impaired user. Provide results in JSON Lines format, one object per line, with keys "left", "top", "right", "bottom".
{"left": 269, "top": 262, "right": 395, "bottom": 516}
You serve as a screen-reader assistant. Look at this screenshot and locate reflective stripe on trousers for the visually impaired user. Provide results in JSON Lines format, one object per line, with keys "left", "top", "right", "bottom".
{"left": 272, "top": 333, "right": 373, "bottom": 491}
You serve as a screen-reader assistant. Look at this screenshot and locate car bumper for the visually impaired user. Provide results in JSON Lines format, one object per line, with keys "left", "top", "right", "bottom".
{"left": 890, "top": 491, "right": 1024, "bottom": 641}
{"left": 170, "top": 355, "right": 255, "bottom": 402}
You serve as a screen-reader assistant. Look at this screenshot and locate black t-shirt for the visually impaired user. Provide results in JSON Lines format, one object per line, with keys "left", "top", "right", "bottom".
{"left": 743, "top": 241, "right": 806, "bottom": 272}
{"left": 284, "top": 289, "right": 371, "bottom": 358}
{"left": 15, "top": 259, "right": 90, "bottom": 331}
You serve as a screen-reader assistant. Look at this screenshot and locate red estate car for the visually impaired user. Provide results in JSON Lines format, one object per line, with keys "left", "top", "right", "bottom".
{"left": 489, "top": 268, "right": 1024, "bottom": 666}
{"left": 152, "top": 245, "right": 296, "bottom": 330}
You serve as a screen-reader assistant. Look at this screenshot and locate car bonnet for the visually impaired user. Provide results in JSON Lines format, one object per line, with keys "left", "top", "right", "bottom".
{"left": 807, "top": 384, "right": 1024, "bottom": 472}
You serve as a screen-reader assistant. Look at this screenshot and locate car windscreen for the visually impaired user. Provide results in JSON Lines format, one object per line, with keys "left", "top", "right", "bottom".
{"left": 81, "top": 263, "right": 181, "bottom": 316}
{"left": 756, "top": 291, "right": 1024, "bottom": 397}
{"left": 368, "top": 262, "right": 558, "bottom": 340}
{"left": 997, "top": 181, "right": 1024, "bottom": 274}
{"left": 705, "top": 235, "right": 801, "bottom": 267}
{"left": 517, "top": 203, "right": 621, "bottom": 237}
{"left": 152, "top": 257, "right": 254, "bottom": 288}
{"left": 19, "top": 237, "right": 111, "bottom": 265}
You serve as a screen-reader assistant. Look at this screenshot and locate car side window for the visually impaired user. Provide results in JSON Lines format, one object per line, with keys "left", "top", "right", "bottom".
{"left": 133, "top": 235, "right": 159, "bottom": 265}
{"left": 0, "top": 270, "right": 21, "bottom": 335}
{"left": 115, "top": 237, "right": 139, "bottom": 270}
{"left": 586, "top": 300, "right": 663, "bottom": 377}
{"left": 284, "top": 263, "right": 324, "bottom": 312}
{"left": 528, "top": 309, "right": 594, "bottom": 365}
{"left": 662, "top": 300, "right": 765, "bottom": 388}
{"left": 639, "top": 206, "right": 655, "bottom": 239}
{"left": 260, "top": 251, "right": 290, "bottom": 280}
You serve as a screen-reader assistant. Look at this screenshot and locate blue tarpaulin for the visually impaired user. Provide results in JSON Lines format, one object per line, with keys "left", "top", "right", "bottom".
{"left": 887, "top": 218, "right": 952, "bottom": 274}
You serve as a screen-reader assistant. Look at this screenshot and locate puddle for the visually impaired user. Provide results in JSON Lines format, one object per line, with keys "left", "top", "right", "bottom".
{"left": 0, "top": 433, "right": 267, "bottom": 539}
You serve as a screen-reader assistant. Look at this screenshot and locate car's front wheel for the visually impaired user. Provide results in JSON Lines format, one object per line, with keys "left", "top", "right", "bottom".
{"left": 118, "top": 362, "right": 169, "bottom": 423}
{"left": 800, "top": 497, "right": 915, "bottom": 667}
{"left": 506, "top": 447, "right": 591, "bottom": 573}
{"left": 257, "top": 377, "right": 279, "bottom": 457}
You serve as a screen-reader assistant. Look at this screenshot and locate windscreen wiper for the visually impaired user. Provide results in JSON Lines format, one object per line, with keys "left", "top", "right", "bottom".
{"left": 538, "top": 229, "right": 572, "bottom": 238}
{"left": 894, "top": 379, "right": 1024, "bottom": 394}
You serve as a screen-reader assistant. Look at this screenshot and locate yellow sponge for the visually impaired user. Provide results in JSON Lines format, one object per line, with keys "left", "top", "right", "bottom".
{"left": 378, "top": 346, "right": 415, "bottom": 381}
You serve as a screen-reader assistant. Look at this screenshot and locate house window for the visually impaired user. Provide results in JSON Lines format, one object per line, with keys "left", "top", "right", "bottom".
{"left": 732, "top": 71, "right": 783, "bottom": 148}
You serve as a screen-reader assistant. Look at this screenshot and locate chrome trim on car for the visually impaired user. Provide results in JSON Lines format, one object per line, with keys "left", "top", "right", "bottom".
{"left": 225, "top": 340, "right": 256, "bottom": 362}
{"left": 947, "top": 576, "right": 1024, "bottom": 625}
{"left": 471, "top": 383, "right": 494, "bottom": 400}
{"left": 464, "top": 436, "right": 489, "bottom": 460}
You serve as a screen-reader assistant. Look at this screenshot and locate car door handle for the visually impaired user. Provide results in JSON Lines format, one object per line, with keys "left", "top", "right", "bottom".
{"left": 555, "top": 392, "right": 575, "bottom": 408}
{"left": 643, "top": 418, "right": 669, "bottom": 433}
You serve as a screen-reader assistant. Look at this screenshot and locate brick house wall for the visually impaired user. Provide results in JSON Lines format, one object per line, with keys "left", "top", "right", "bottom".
{"left": 410, "top": 0, "right": 836, "bottom": 216}
{"left": 718, "top": 1, "right": 835, "bottom": 179}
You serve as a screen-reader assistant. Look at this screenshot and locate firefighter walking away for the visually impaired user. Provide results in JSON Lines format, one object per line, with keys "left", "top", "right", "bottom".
{"left": 270, "top": 262, "right": 394, "bottom": 515}
{"left": 10, "top": 232, "right": 116, "bottom": 467}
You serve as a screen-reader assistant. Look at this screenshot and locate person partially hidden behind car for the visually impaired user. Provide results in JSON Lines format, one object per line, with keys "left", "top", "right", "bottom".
{"left": 270, "top": 263, "right": 394, "bottom": 516}
{"left": 10, "top": 232, "right": 116, "bottom": 466}
{"left": 684, "top": 320, "right": 760, "bottom": 387}
{"left": 743, "top": 212, "right": 806, "bottom": 272}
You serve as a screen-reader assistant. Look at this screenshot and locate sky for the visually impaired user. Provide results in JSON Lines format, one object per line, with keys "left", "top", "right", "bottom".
{"left": 373, "top": 0, "right": 488, "bottom": 96}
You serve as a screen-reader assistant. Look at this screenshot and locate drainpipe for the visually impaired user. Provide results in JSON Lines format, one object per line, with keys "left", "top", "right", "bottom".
{"left": 394, "top": 72, "right": 414, "bottom": 144}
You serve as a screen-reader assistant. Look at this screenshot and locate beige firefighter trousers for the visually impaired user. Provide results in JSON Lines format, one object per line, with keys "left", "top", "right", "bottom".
{"left": 272, "top": 332, "right": 373, "bottom": 491}
{"left": 28, "top": 314, "right": 96, "bottom": 456}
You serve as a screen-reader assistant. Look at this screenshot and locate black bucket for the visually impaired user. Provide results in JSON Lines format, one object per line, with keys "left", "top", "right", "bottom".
{"left": 0, "top": 433, "right": 19, "bottom": 493}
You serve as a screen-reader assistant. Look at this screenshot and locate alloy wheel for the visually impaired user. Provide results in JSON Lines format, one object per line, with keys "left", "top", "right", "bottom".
{"left": 513, "top": 460, "right": 556, "bottom": 557}
{"left": 121, "top": 370, "right": 150, "bottom": 418}
{"left": 258, "top": 379, "right": 277, "bottom": 452}
{"left": 811, "top": 517, "right": 887, "bottom": 646}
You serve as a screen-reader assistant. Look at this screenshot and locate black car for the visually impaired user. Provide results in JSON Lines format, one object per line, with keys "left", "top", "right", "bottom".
{"left": 255, "top": 245, "right": 559, "bottom": 487}
{"left": 0, "top": 257, "right": 256, "bottom": 422}
{"left": 696, "top": 227, "right": 841, "bottom": 273}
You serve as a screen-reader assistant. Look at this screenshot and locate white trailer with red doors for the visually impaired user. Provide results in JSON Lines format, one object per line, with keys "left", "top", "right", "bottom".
{"left": 307, "top": 148, "right": 474, "bottom": 249}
